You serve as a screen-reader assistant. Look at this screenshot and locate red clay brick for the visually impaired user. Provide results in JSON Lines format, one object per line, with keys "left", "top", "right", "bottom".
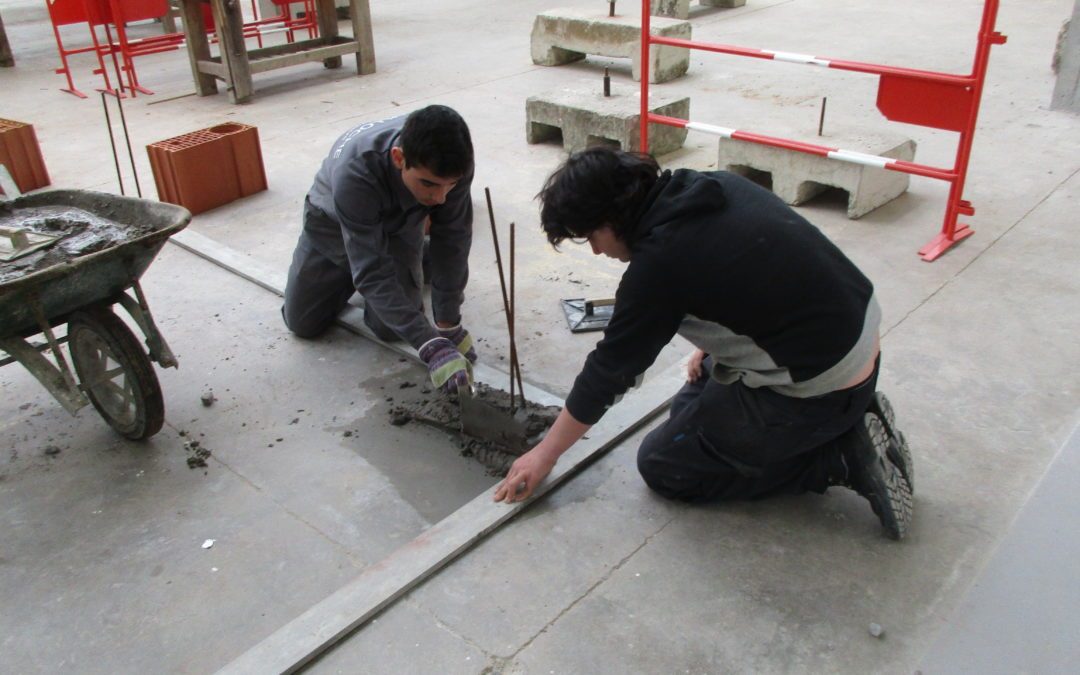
{"left": 0, "top": 118, "right": 51, "bottom": 194}
{"left": 146, "top": 123, "right": 268, "bottom": 215}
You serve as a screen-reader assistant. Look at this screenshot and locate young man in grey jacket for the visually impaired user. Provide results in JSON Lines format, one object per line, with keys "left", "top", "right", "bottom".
{"left": 495, "top": 147, "right": 914, "bottom": 540}
{"left": 283, "top": 105, "right": 476, "bottom": 393}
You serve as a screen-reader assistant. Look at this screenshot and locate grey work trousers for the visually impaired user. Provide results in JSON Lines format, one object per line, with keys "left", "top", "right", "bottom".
{"left": 282, "top": 200, "right": 423, "bottom": 341}
{"left": 637, "top": 357, "right": 878, "bottom": 502}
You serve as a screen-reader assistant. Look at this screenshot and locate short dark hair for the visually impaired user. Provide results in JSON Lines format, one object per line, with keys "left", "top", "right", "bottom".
{"left": 537, "top": 147, "right": 660, "bottom": 248}
{"left": 399, "top": 105, "right": 474, "bottom": 178}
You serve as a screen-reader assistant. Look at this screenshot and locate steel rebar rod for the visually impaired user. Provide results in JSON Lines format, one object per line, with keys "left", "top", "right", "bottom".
{"left": 100, "top": 93, "right": 125, "bottom": 196}
{"left": 509, "top": 221, "right": 522, "bottom": 411}
{"left": 484, "top": 188, "right": 515, "bottom": 405}
{"left": 115, "top": 93, "right": 142, "bottom": 197}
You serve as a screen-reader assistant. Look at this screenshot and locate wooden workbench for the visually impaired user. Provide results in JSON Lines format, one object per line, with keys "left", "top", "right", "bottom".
{"left": 177, "top": 0, "right": 374, "bottom": 104}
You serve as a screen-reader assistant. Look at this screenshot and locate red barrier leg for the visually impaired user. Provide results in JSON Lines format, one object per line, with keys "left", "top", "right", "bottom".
{"left": 49, "top": 19, "right": 88, "bottom": 97}
{"left": 918, "top": 181, "right": 975, "bottom": 261}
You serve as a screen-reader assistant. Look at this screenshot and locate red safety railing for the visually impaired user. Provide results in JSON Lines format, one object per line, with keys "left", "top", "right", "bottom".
{"left": 639, "top": 1, "right": 1007, "bottom": 261}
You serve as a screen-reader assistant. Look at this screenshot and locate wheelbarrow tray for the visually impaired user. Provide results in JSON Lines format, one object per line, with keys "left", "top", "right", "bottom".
{"left": 0, "top": 190, "right": 191, "bottom": 339}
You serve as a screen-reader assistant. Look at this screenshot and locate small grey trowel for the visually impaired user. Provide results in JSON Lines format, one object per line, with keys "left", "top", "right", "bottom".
{"left": 459, "top": 383, "right": 527, "bottom": 449}
{"left": 0, "top": 225, "right": 64, "bottom": 262}
{"left": 561, "top": 297, "right": 615, "bottom": 333}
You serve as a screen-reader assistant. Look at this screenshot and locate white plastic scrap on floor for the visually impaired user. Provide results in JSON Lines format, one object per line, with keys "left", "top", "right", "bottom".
{"left": 202, "top": 539, "right": 216, "bottom": 549}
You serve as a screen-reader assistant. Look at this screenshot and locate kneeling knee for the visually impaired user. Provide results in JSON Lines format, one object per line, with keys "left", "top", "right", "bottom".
{"left": 282, "top": 307, "right": 329, "bottom": 340}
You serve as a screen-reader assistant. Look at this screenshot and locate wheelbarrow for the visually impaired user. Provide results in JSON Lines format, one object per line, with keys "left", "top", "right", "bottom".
{"left": 0, "top": 187, "right": 191, "bottom": 439}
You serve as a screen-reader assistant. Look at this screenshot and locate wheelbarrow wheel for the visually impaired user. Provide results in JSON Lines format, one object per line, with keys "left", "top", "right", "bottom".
{"left": 68, "top": 306, "right": 165, "bottom": 440}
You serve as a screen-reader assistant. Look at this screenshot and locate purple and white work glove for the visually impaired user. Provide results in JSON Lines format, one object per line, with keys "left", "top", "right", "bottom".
{"left": 436, "top": 324, "right": 478, "bottom": 364}
{"left": 419, "top": 337, "right": 472, "bottom": 394}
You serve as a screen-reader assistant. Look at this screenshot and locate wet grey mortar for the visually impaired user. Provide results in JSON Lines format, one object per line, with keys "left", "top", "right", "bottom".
{"left": 388, "top": 381, "right": 560, "bottom": 475}
{"left": 0, "top": 205, "right": 153, "bottom": 284}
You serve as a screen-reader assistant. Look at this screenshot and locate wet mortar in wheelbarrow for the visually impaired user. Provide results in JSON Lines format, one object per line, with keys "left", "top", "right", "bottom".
{"left": 0, "top": 190, "right": 191, "bottom": 439}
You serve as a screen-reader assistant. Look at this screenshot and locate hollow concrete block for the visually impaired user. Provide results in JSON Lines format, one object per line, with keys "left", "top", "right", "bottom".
{"left": 526, "top": 86, "right": 689, "bottom": 155}
{"left": 717, "top": 127, "right": 916, "bottom": 219}
{"left": 651, "top": 0, "right": 745, "bottom": 20}
{"left": 531, "top": 8, "right": 691, "bottom": 83}
{"left": 0, "top": 119, "right": 50, "bottom": 194}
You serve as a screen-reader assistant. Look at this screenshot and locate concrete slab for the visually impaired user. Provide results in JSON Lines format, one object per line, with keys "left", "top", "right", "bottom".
{"left": 526, "top": 84, "right": 689, "bottom": 154}
{"left": 919, "top": 421, "right": 1080, "bottom": 673}
{"left": 531, "top": 7, "right": 691, "bottom": 83}
{"left": 718, "top": 126, "right": 916, "bottom": 218}
{"left": 0, "top": 407, "right": 366, "bottom": 673}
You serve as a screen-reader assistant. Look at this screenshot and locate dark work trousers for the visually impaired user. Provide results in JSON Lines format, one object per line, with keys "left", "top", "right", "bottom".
{"left": 637, "top": 357, "right": 879, "bottom": 503}
{"left": 282, "top": 200, "right": 424, "bottom": 341}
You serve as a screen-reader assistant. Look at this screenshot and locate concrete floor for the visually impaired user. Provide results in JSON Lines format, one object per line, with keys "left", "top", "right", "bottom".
{"left": 1, "top": 0, "right": 1077, "bottom": 672}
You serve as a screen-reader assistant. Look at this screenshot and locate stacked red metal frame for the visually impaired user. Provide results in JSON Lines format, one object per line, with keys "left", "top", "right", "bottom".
{"left": 638, "top": 0, "right": 1007, "bottom": 261}
{"left": 46, "top": 0, "right": 319, "bottom": 99}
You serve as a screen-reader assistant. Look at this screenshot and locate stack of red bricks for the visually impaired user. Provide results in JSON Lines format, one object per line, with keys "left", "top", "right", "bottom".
{"left": 147, "top": 123, "right": 268, "bottom": 215}
{"left": 0, "top": 118, "right": 51, "bottom": 195}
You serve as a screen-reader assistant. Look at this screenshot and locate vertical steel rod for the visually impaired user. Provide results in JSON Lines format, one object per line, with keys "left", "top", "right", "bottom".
{"left": 484, "top": 188, "right": 516, "bottom": 401}
{"left": 509, "top": 221, "right": 519, "bottom": 411}
{"left": 640, "top": 0, "right": 651, "bottom": 152}
{"left": 508, "top": 222, "right": 515, "bottom": 411}
{"left": 100, "top": 92, "right": 125, "bottom": 196}
{"left": 115, "top": 93, "right": 142, "bottom": 197}
{"left": 818, "top": 96, "right": 827, "bottom": 137}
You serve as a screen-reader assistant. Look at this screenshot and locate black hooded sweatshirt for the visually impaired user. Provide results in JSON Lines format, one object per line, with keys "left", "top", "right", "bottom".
{"left": 564, "top": 169, "right": 881, "bottom": 426}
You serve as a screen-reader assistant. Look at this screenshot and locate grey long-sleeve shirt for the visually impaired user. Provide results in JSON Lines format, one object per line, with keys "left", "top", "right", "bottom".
{"left": 305, "top": 116, "right": 473, "bottom": 349}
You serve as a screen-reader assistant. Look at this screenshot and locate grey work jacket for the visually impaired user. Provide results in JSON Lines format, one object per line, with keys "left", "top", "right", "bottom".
{"left": 305, "top": 116, "right": 473, "bottom": 349}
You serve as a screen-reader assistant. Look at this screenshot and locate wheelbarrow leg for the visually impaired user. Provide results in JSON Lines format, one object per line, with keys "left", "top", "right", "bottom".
{"left": 0, "top": 299, "right": 91, "bottom": 415}
{"left": 0, "top": 336, "right": 88, "bottom": 414}
{"left": 116, "top": 280, "right": 178, "bottom": 368}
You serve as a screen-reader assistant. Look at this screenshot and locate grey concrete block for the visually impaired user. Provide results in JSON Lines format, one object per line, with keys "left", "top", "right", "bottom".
{"left": 716, "top": 127, "right": 916, "bottom": 219}
{"left": 531, "top": 8, "right": 691, "bottom": 83}
{"left": 1051, "top": 2, "right": 1080, "bottom": 113}
{"left": 526, "top": 86, "right": 689, "bottom": 155}
{"left": 651, "top": 0, "right": 746, "bottom": 20}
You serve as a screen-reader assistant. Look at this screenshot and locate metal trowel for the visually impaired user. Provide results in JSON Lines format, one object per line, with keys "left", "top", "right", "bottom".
{"left": 561, "top": 297, "right": 615, "bottom": 333}
{"left": 459, "top": 382, "right": 527, "bottom": 449}
{"left": 0, "top": 226, "right": 64, "bottom": 262}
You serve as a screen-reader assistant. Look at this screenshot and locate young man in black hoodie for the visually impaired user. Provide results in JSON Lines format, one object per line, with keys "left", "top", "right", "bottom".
{"left": 494, "top": 147, "right": 914, "bottom": 540}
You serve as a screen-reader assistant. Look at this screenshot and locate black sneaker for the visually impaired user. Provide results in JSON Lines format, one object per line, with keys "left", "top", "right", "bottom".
{"left": 868, "top": 391, "right": 914, "bottom": 492}
{"left": 840, "top": 413, "right": 913, "bottom": 540}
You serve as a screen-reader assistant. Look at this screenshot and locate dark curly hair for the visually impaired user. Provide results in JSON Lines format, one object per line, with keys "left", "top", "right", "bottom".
{"left": 537, "top": 147, "right": 660, "bottom": 248}
{"left": 399, "top": 105, "right": 473, "bottom": 178}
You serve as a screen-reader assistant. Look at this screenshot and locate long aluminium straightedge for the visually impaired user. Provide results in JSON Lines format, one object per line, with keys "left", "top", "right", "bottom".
{"left": 168, "top": 230, "right": 677, "bottom": 673}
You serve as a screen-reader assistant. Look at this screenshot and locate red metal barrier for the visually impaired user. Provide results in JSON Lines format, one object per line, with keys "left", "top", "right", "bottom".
{"left": 639, "top": 1, "right": 1006, "bottom": 261}
{"left": 45, "top": 0, "right": 121, "bottom": 97}
{"left": 46, "top": 0, "right": 319, "bottom": 99}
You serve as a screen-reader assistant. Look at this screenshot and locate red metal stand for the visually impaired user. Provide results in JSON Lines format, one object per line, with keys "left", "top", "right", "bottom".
{"left": 45, "top": 0, "right": 122, "bottom": 98}
{"left": 46, "top": 0, "right": 319, "bottom": 100}
{"left": 639, "top": 1, "right": 1006, "bottom": 261}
